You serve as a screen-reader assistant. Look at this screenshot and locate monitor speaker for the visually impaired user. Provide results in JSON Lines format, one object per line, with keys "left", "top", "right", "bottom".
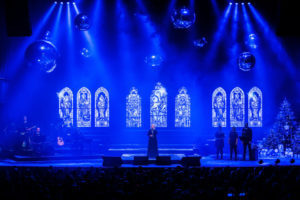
{"left": 156, "top": 156, "right": 171, "bottom": 165}
{"left": 181, "top": 156, "right": 201, "bottom": 167}
{"left": 102, "top": 156, "right": 123, "bottom": 167}
{"left": 133, "top": 156, "right": 149, "bottom": 165}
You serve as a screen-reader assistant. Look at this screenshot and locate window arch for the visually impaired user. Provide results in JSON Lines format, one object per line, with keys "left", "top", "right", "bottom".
{"left": 175, "top": 87, "right": 191, "bottom": 127}
{"left": 212, "top": 87, "right": 226, "bottom": 127}
{"left": 126, "top": 87, "right": 142, "bottom": 127}
{"left": 58, "top": 87, "right": 73, "bottom": 127}
{"left": 77, "top": 87, "right": 91, "bottom": 127}
{"left": 150, "top": 82, "right": 167, "bottom": 127}
{"left": 248, "top": 87, "right": 262, "bottom": 127}
{"left": 230, "top": 87, "right": 245, "bottom": 127}
{"left": 95, "top": 87, "right": 109, "bottom": 127}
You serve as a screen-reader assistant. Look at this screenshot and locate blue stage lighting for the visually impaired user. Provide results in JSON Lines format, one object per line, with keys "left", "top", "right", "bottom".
{"left": 238, "top": 52, "right": 255, "bottom": 71}
{"left": 54, "top": 1, "right": 57, "bottom": 4}
{"left": 74, "top": 13, "right": 91, "bottom": 31}
{"left": 245, "top": 33, "right": 258, "bottom": 49}
{"left": 229, "top": 2, "right": 233, "bottom": 5}
{"left": 171, "top": 7, "right": 195, "bottom": 29}
{"left": 145, "top": 54, "right": 164, "bottom": 67}
{"left": 60, "top": 2, "right": 63, "bottom": 4}
{"left": 80, "top": 47, "right": 92, "bottom": 58}
{"left": 25, "top": 40, "right": 58, "bottom": 73}
{"left": 193, "top": 37, "right": 208, "bottom": 48}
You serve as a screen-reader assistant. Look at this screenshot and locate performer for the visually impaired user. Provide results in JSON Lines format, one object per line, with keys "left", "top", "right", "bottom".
{"left": 18, "top": 115, "right": 35, "bottom": 150}
{"left": 229, "top": 126, "right": 238, "bottom": 160}
{"left": 240, "top": 123, "right": 252, "bottom": 160}
{"left": 31, "top": 127, "right": 45, "bottom": 153}
{"left": 215, "top": 125, "right": 224, "bottom": 159}
{"left": 147, "top": 124, "right": 158, "bottom": 159}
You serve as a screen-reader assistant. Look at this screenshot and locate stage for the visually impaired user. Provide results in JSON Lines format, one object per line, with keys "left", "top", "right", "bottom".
{"left": 1, "top": 153, "right": 298, "bottom": 168}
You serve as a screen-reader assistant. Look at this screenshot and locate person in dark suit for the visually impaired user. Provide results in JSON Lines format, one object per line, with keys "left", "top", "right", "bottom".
{"left": 229, "top": 126, "right": 238, "bottom": 160}
{"left": 215, "top": 125, "right": 225, "bottom": 159}
{"left": 241, "top": 123, "right": 252, "bottom": 160}
{"left": 147, "top": 124, "right": 158, "bottom": 159}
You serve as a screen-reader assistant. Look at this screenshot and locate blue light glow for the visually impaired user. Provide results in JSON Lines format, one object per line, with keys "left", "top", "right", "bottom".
{"left": 51, "top": 3, "right": 63, "bottom": 44}
{"left": 77, "top": 87, "right": 92, "bottom": 127}
{"left": 175, "top": 87, "right": 191, "bottom": 127}
{"left": 150, "top": 82, "right": 168, "bottom": 127}
{"left": 126, "top": 87, "right": 142, "bottom": 128}
{"left": 230, "top": 87, "right": 245, "bottom": 127}
{"left": 248, "top": 87, "right": 263, "bottom": 127}
{"left": 95, "top": 87, "right": 110, "bottom": 127}
{"left": 248, "top": 4, "right": 296, "bottom": 77}
{"left": 212, "top": 87, "right": 227, "bottom": 127}
{"left": 58, "top": 87, "right": 73, "bottom": 127}
{"left": 204, "top": 4, "right": 232, "bottom": 65}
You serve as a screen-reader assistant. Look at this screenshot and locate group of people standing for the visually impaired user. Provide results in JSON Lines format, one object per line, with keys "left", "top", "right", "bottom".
{"left": 215, "top": 123, "right": 253, "bottom": 160}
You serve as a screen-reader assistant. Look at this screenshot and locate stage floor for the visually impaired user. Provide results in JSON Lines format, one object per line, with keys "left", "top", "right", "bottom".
{"left": 0, "top": 153, "right": 298, "bottom": 168}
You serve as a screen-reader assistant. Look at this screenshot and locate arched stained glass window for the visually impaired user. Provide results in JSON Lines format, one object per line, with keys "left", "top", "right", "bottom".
{"left": 95, "top": 87, "right": 109, "bottom": 127}
{"left": 212, "top": 87, "right": 226, "bottom": 127}
{"left": 58, "top": 87, "right": 73, "bottom": 127}
{"left": 230, "top": 87, "right": 245, "bottom": 127}
{"left": 248, "top": 87, "right": 262, "bottom": 127}
{"left": 150, "top": 82, "right": 167, "bottom": 127}
{"left": 175, "top": 87, "right": 191, "bottom": 127}
{"left": 77, "top": 87, "right": 91, "bottom": 127}
{"left": 126, "top": 87, "right": 142, "bottom": 127}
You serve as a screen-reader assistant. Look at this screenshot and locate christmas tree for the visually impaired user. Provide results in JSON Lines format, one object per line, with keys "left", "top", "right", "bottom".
{"left": 264, "top": 98, "right": 298, "bottom": 152}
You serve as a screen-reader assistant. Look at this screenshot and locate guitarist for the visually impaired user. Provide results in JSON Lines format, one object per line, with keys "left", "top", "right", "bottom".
{"left": 18, "top": 115, "right": 35, "bottom": 150}
{"left": 240, "top": 123, "right": 252, "bottom": 160}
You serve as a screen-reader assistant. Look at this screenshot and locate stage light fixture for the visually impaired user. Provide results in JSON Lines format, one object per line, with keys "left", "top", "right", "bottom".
{"left": 229, "top": 2, "right": 233, "bottom": 5}
{"left": 54, "top": 1, "right": 57, "bottom": 4}
{"left": 60, "top": 2, "right": 63, "bottom": 4}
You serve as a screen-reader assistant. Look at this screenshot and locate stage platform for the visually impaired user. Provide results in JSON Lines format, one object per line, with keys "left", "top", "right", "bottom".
{"left": 0, "top": 153, "right": 298, "bottom": 168}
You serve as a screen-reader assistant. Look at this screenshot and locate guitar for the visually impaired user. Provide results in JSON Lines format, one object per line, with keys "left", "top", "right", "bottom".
{"left": 20, "top": 125, "right": 36, "bottom": 149}
{"left": 57, "top": 136, "right": 64, "bottom": 146}
{"left": 20, "top": 125, "right": 36, "bottom": 135}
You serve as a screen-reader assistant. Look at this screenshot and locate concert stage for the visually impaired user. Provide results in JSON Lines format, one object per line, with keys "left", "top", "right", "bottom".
{"left": 1, "top": 153, "right": 298, "bottom": 168}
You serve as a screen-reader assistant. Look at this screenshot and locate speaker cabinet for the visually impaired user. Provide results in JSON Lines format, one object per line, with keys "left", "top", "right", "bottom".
{"left": 181, "top": 156, "right": 201, "bottom": 167}
{"left": 102, "top": 156, "right": 122, "bottom": 167}
{"left": 133, "top": 156, "right": 149, "bottom": 165}
{"left": 156, "top": 156, "right": 171, "bottom": 165}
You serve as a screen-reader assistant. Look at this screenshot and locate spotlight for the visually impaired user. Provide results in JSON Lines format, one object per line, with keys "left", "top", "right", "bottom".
{"left": 290, "top": 158, "right": 295, "bottom": 164}
{"left": 235, "top": 3, "right": 238, "bottom": 5}
{"left": 258, "top": 160, "right": 263, "bottom": 164}
{"left": 60, "top": 2, "right": 63, "bottom": 4}
{"left": 242, "top": 2, "right": 245, "bottom": 5}
{"left": 275, "top": 159, "right": 280, "bottom": 165}
{"left": 73, "top": 2, "right": 75, "bottom": 4}
{"left": 67, "top": 2, "right": 70, "bottom": 4}
{"left": 248, "top": 2, "right": 251, "bottom": 5}
{"left": 229, "top": 2, "right": 233, "bottom": 5}
{"left": 54, "top": 1, "right": 57, "bottom": 4}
